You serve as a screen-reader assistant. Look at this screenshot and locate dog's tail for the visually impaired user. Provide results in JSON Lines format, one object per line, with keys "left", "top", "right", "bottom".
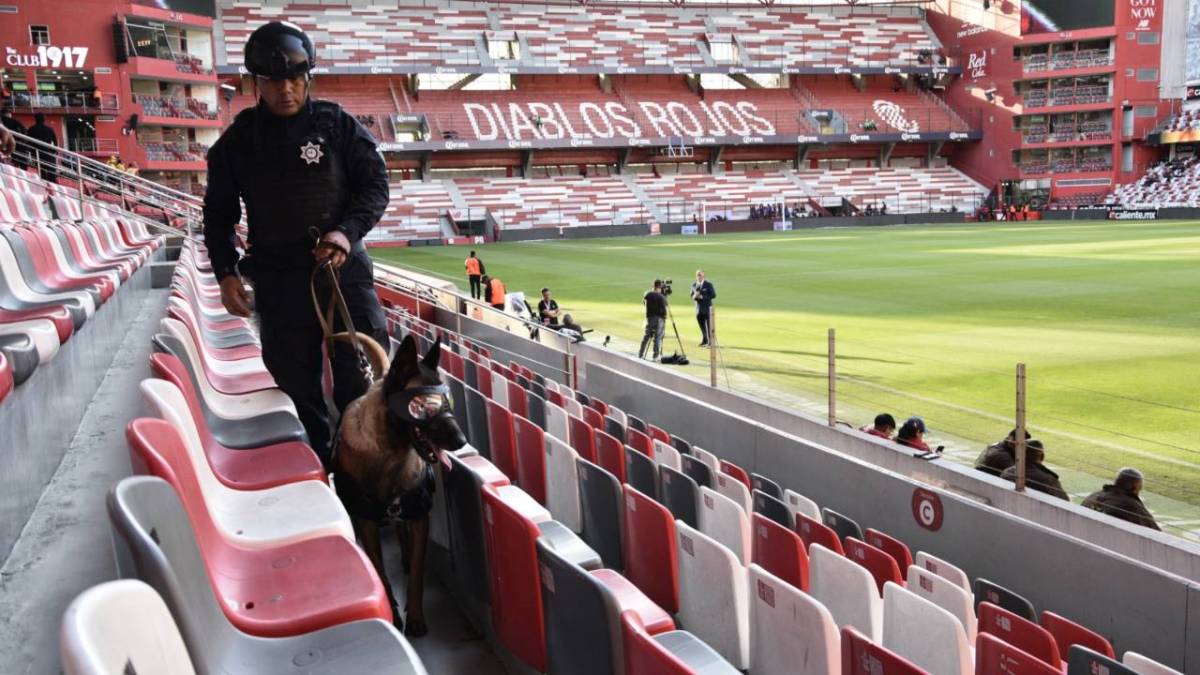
{"left": 332, "top": 332, "right": 391, "bottom": 382}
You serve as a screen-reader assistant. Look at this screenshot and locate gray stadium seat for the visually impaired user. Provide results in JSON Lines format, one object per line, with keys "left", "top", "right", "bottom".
{"left": 526, "top": 390, "right": 547, "bottom": 431}
{"left": 680, "top": 453, "right": 715, "bottom": 489}
{"left": 973, "top": 578, "right": 1036, "bottom": 622}
{"left": 445, "top": 451, "right": 506, "bottom": 606}
{"left": 464, "top": 385, "right": 491, "bottom": 459}
{"left": 529, "top": 379, "right": 546, "bottom": 401}
{"left": 604, "top": 415, "right": 625, "bottom": 441}
{"left": 106, "top": 476, "right": 428, "bottom": 674}
{"left": 627, "top": 414, "right": 647, "bottom": 433}
{"left": 753, "top": 489, "right": 792, "bottom": 528}
{"left": 0, "top": 333, "right": 38, "bottom": 384}
{"left": 821, "top": 507, "right": 864, "bottom": 542}
{"left": 751, "top": 473, "right": 783, "bottom": 500}
{"left": 659, "top": 464, "right": 699, "bottom": 528}
{"left": 625, "top": 446, "right": 659, "bottom": 499}
{"left": 536, "top": 537, "right": 614, "bottom": 675}
{"left": 443, "top": 373, "right": 470, "bottom": 439}
{"left": 1067, "top": 648, "right": 1137, "bottom": 675}
{"left": 577, "top": 458, "right": 624, "bottom": 571}
{"left": 670, "top": 434, "right": 692, "bottom": 456}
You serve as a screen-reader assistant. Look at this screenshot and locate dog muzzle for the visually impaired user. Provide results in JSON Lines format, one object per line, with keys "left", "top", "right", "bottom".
{"left": 387, "top": 384, "right": 464, "bottom": 468}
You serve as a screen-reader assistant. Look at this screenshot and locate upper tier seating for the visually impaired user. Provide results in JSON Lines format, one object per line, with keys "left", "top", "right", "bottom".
{"left": 370, "top": 180, "right": 456, "bottom": 242}
{"left": 1159, "top": 107, "right": 1200, "bottom": 134}
{"left": 218, "top": 2, "right": 937, "bottom": 71}
{"left": 796, "top": 77, "right": 966, "bottom": 134}
{"left": 1109, "top": 156, "right": 1200, "bottom": 209}
{"left": 454, "top": 175, "right": 655, "bottom": 230}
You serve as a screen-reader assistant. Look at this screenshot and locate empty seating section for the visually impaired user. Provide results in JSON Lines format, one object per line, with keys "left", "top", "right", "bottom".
{"left": 218, "top": 3, "right": 936, "bottom": 71}
{"left": 797, "top": 77, "right": 965, "bottom": 134}
{"left": 453, "top": 175, "right": 655, "bottom": 230}
{"left": 372, "top": 180, "right": 456, "bottom": 242}
{"left": 1109, "top": 156, "right": 1200, "bottom": 209}
{"left": 636, "top": 170, "right": 805, "bottom": 220}
{"left": 796, "top": 166, "right": 987, "bottom": 212}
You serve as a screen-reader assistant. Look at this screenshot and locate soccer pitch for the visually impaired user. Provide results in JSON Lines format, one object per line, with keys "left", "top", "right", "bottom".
{"left": 374, "top": 221, "right": 1200, "bottom": 534}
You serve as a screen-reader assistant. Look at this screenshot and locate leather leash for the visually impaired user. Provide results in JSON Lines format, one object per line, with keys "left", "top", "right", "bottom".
{"left": 309, "top": 230, "right": 376, "bottom": 387}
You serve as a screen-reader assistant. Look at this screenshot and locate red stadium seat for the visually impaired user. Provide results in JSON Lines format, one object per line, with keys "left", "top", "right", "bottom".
{"left": 647, "top": 424, "right": 672, "bottom": 446}
{"left": 978, "top": 602, "right": 1060, "bottom": 667}
{"left": 589, "top": 397, "right": 610, "bottom": 417}
{"left": 626, "top": 427, "right": 653, "bottom": 456}
{"left": 719, "top": 460, "right": 752, "bottom": 491}
{"left": 0, "top": 350, "right": 11, "bottom": 404}
{"left": 864, "top": 528, "right": 913, "bottom": 581}
{"left": 622, "top": 611, "right": 701, "bottom": 675}
{"left": 1041, "top": 610, "right": 1115, "bottom": 661}
{"left": 482, "top": 485, "right": 552, "bottom": 671}
{"left": 621, "top": 484, "right": 679, "bottom": 614}
{"left": 581, "top": 405, "right": 604, "bottom": 430}
{"left": 512, "top": 414, "right": 547, "bottom": 505}
{"left": 795, "top": 512, "right": 845, "bottom": 555}
{"left": 547, "top": 388, "right": 565, "bottom": 407}
{"left": 125, "top": 419, "right": 391, "bottom": 637}
{"left": 750, "top": 513, "right": 809, "bottom": 591}
{"left": 976, "top": 633, "right": 1062, "bottom": 675}
{"left": 485, "top": 398, "right": 518, "bottom": 481}
{"left": 594, "top": 428, "right": 627, "bottom": 483}
{"left": 841, "top": 626, "right": 924, "bottom": 675}
{"left": 568, "top": 414, "right": 596, "bottom": 463}
{"left": 506, "top": 379, "right": 529, "bottom": 419}
{"left": 473, "top": 361, "right": 492, "bottom": 398}
{"left": 148, "top": 353, "right": 325, "bottom": 490}
{"left": 845, "top": 537, "right": 904, "bottom": 596}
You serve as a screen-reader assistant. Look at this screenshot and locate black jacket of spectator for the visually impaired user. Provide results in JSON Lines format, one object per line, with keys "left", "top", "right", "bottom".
{"left": 975, "top": 441, "right": 1016, "bottom": 477}
{"left": 27, "top": 121, "right": 57, "bottom": 147}
{"left": 1000, "top": 462, "right": 1069, "bottom": 500}
{"left": 537, "top": 298, "right": 559, "bottom": 323}
{"left": 644, "top": 290, "right": 667, "bottom": 320}
{"left": 1082, "top": 485, "right": 1160, "bottom": 530}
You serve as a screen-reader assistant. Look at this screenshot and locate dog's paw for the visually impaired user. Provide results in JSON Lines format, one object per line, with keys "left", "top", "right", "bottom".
{"left": 404, "top": 614, "right": 428, "bottom": 638}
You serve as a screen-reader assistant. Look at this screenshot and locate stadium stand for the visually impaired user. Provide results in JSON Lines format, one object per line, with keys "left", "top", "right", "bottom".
{"left": 372, "top": 180, "right": 458, "bottom": 242}
{"left": 453, "top": 174, "right": 656, "bottom": 230}
{"left": 796, "top": 76, "right": 966, "bottom": 134}
{"left": 1109, "top": 156, "right": 1200, "bottom": 209}
{"left": 795, "top": 166, "right": 986, "bottom": 213}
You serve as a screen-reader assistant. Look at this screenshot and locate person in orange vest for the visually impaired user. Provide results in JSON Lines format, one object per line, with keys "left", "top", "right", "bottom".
{"left": 482, "top": 274, "right": 506, "bottom": 311}
{"left": 464, "top": 250, "right": 484, "bottom": 299}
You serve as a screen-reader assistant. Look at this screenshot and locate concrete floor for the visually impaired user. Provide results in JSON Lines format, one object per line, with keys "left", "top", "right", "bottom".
{"left": 0, "top": 288, "right": 502, "bottom": 674}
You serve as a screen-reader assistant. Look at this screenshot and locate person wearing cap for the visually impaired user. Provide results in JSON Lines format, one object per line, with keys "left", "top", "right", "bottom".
{"left": 999, "top": 440, "right": 1069, "bottom": 500}
{"left": 1082, "top": 468, "right": 1160, "bottom": 530}
{"left": 895, "top": 416, "right": 930, "bottom": 451}
{"left": 202, "top": 21, "right": 389, "bottom": 467}
{"left": 861, "top": 413, "right": 896, "bottom": 441}
{"left": 975, "top": 427, "right": 1034, "bottom": 477}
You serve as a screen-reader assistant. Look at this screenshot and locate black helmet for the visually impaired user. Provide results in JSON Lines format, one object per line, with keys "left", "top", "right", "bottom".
{"left": 244, "top": 21, "right": 315, "bottom": 80}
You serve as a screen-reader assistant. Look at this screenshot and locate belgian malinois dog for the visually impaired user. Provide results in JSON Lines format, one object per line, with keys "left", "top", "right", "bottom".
{"left": 333, "top": 333, "right": 466, "bottom": 636}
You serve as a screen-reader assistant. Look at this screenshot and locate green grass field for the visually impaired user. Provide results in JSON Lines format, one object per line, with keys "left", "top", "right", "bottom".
{"left": 374, "top": 221, "right": 1200, "bottom": 535}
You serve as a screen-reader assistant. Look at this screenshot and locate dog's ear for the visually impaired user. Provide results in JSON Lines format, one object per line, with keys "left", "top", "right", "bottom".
{"left": 422, "top": 336, "right": 442, "bottom": 372}
{"left": 385, "top": 334, "right": 418, "bottom": 392}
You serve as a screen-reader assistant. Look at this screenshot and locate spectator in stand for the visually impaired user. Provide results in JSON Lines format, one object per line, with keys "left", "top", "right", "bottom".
{"left": 1081, "top": 468, "right": 1160, "bottom": 531}
{"left": 482, "top": 274, "right": 506, "bottom": 311}
{"left": 26, "top": 112, "right": 58, "bottom": 181}
{"left": 1, "top": 106, "right": 26, "bottom": 169}
{"left": 0, "top": 124, "right": 14, "bottom": 155}
{"left": 639, "top": 279, "right": 668, "bottom": 361}
{"left": 464, "top": 250, "right": 484, "bottom": 299}
{"left": 999, "top": 440, "right": 1068, "bottom": 500}
{"left": 559, "top": 314, "right": 586, "bottom": 343}
{"left": 880, "top": 203, "right": 888, "bottom": 215}
{"left": 537, "top": 287, "right": 560, "bottom": 326}
{"left": 975, "top": 428, "right": 1033, "bottom": 477}
{"left": 861, "top": 413, "right": 896, "bottom": 440}
{"left": 895, "top": 416, "right": 931, "bottom": 451}
{"left": 126, "top": 162, "right": 139, "bottom": 177}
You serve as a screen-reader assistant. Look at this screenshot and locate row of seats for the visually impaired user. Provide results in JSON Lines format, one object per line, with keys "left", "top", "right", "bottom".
{"left": 386, "top": 304, "right": 1180, "bottom": 675}
{"left": 1109, "top": 156, "right": 1200, "bottom": 209}
{"left": 58, "top": 238, "right": 428, "bottom": 673}
{"left": 217, "top": 2, "right": 936, "bottom": 71}
{"left": 0, "top": 162, "right": 162, "bottom": 405}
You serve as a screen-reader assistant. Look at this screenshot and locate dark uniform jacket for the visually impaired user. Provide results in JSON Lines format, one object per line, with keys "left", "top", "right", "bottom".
{"left": 202, "top": 98, "right": 388, "bottom": 329}
{"left": 1000, "top": 462, "right": 1069, "bottom": 500}
{"left": 691, "top": 279, "right": 716, "bottom": 315}
{"left": 1082, "top": 485, "right": 1160, "bottom": 530}
{"left": 975, "top": 441, "right": 1016, "bottom": 477}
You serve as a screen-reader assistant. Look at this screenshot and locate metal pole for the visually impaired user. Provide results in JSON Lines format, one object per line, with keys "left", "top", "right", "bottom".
{"left": 709, "top": 306, "right": 717, "bottom": 388}
{"left": 1015, "top": 362, "right": 1027, "bottom": 492}
{"left": 828, "top": 328, "right": 837, "bottom": 426}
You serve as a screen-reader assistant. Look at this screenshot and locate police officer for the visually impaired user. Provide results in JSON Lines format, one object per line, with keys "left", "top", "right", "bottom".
{"left": 203, "top": 21, "right": 389, "bottom": 468}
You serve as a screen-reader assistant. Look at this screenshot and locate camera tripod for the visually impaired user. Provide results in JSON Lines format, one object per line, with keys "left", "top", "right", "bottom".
{"left": 657, "top": 299, "right": 690, "bottom": 365}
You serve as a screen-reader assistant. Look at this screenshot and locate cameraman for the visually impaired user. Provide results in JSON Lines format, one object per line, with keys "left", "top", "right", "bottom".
{"left": 691, "top": 269, "right": 717, "bottom": 347}
{"left": 639, "top": 279, "right": 668, "bottom": 361}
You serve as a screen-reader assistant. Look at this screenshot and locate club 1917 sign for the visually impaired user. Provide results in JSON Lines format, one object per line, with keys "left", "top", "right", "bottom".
{"left": 5, "top": 45, "right": 89, "bottom": 68}
{"left": 912, "top": 488, "right": 944, "bottom": 531}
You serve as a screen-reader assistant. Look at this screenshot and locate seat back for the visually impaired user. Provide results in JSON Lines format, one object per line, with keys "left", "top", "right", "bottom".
{"left": 914, "top": 550, "right": 971, "bottom": 591}
{"left": 1122, "top": 651, "right": 1184, "bottom": 675}
{"left": 60, "top": 579, "right": 197, "bottom": 675}
{"left": 714, "top": 471, "right": 752, "bottom": 515}
{"left": 568, "top": 414, "right": 596, "bottom": 463}
{"left": 621, "top": 612, "right": 694, "bottom": 675}
{"left": 473, "top": 361, "right": 493, "bottom": 398}
{"left": 906, "top": 564, "right": 978, "bottom": 641}
{"left": 974, "top": 577, "right": 1036, "bottom": 622}
{"left": 882, "top": 582, "right": 972, "bottom": 675}
{"left": 647, "top": 424, "right": 671, "bottom": 446}
{"left": 513, "top": 414, "right": 548, "bottom": 506}
{"left": 652, "top": 439, "right": 682, "bottom": 471}
{"left": 978, "top": 602, "right": 1060, "bottom": 667}
{"left": 841, "top": 626, "right": 924, "bottom": 675}
{"left": 604, "top": 415, "right": 625, "bottom": 441}
{"left": 751, "top": 473, "right": 782, "bottom": 500}
{"left": 594, "top": 428, "right": 627, "bottom": 483}
{"left": 820, "top": 507, "right": 863, "bottom": 543}
{"left": 679, "top": 453, "right": 714, "bottom": 489}
{"left": 864, "top": 528, "right": 913, "bottom": 581}
{"left": 106, "top": 475, "right": 237, "bottom": 671}
{"left": 485, "top": 398, "right": 518, "bottom": 480}
{"left": 577, "top": 459, "right": 624, "bottom": 571}
{"left": 748, "top": 564, "right": 837, "bottom": 675}
{"left": 581, "top": 405, "right": 604, "bottom": 431}
{"left": 443, "top": 373, "right": 470, "bottom": 437}
{"left": 750, "top": 513, "right": 809, "bottom": 592}
{"left": 808, "top": 543, "right": 881, "bottom": 641}
{"left": 621, "top": 484, "right": 679, "bottom": 614}
{"left": 675, "top": 521, "right": 750, "bottom": 669}
{"left": 1042, "top": 610, "right": 1115, "bottom": 661}
{"left": 659, "top": 464, "right": 699, "bottom": 528}
{"left": 482, "top": 484, "right": 552, "bottom": 671}
{"left": 691, "top": 446, "right": 720, "bottom": 474}
{"left": 625, "top": 444, "right": 659, "bottom": 499}
{"left": 1067, "top": 646, "right": 1137, "bottom": 675}
{"left": 844, "top": 537, "right": 903, "bottom": 596}
{"left": 626, "top": 414, "right": 647, "bottom": 433}
{"left": 752, "top": 489, "right": 792, "bottom": 528}
{"left": 526, "top": 390, "right": 547, "bottom": 431}
{"left": 669, "top": 435, "right": 691, "bottom": 456}
{"left": 536, "top": 538, "right": 619, "bottom": 675}
{"left": 698, "top": 486, "right": 751, "bottom": 564}
{"left": 718, "top": 459, "right": 752, "bottom": 491}
{"left": 544, "top": 434, "right": 582, "bottom": 532}
{"left": 464, "top": 385, "right": 491, "bottom": 459}
{"left": 975, "top": 632, "right": 1061, "bottom": 675}
{"left": 445, "top": 452, "right": 510, "bottom": 605}
{"left": 784, "top": 489, "right": 821, "bottom": 521}
{"left": 795, "top": 513, "right": 844, "bottom": 555}
{"left": 626, "top": 427, "right": 653, "bottom": 456}
{"left": 506, "top": 379, "right": 529, "bottom": 419}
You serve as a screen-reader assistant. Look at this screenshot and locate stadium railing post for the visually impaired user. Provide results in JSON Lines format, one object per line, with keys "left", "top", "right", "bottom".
{"left": 709, "top": 307, "right": 717, "bottom": 388}
{"left": 828, "top": 328, "right": 837, "bottom": 427}
{"left": 1015, "top": 362, "right": 1028, "bottom": 492}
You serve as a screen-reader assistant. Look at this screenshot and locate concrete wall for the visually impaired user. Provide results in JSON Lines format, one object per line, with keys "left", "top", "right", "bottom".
{"left": 0, "top": 253, "right": 156, "bottom": 562}
{"left": 496, "top": 223, "right": 652, "bottom": 243}
{"left": 583, "top": 360, "right": 1200, "bottom": 671}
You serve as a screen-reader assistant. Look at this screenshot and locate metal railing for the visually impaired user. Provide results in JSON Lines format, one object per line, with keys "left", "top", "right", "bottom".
{"left": 3, "top": 92, "right": 120, "bottom": 114}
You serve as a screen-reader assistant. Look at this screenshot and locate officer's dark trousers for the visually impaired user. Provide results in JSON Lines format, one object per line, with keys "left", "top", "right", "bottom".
{"left": 468, "top": 274, "right": 482, "bottom": 299}
{"left": 696, "top": 308, "right": 712, "bottom": 345}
